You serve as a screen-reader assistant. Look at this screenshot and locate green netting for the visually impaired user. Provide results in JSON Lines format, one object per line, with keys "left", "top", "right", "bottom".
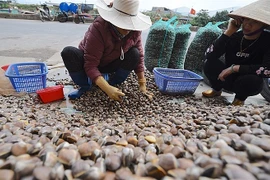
{"left": 184, "top": 22, "right": 224, "bottom": 75}
{"left": 168, "top": 24, "right": 192, "bottom": 69}
{"left": 144, "top": 17, "right": 177, "bottom": 72}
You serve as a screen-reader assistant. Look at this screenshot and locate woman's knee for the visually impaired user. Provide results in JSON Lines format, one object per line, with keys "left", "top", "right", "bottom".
{"left": 203, "top": 58, "right": 221, "bottom": 78}
{"left": 61, "top": 46, "right": 84, "bottom": 72}
{"left": 128, "top": 47, "right": 139, "bottom": 56}
{"left": 127, "top": 47, "right": 139, "bottom": 61}
{"left": 61, "top": 46, "right": 75, "bottom": 58}
{"left": 122, "top": 47, "right": 140, "bottom": 70}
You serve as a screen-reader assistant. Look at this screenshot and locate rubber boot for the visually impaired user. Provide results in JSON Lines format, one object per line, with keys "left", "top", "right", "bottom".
{"left": 68, "top": 71, "right": 92, "bottom": 100}
{"left": 109, "top": 68, "right": 131, "bottom": 86}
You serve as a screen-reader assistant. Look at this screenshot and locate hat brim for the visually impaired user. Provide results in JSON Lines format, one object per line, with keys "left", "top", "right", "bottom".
{"left": 96, "top": 0, "right": 152, "bottom": 31}
{"left": 228, "top": 0, "right": 270, "bottom": 26}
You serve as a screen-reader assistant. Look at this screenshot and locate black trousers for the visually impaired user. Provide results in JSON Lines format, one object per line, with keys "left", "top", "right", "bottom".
{"left": 203, "top": 57, "right": 263, "bottom": 101}
{"left": 61, "top": 46, "right": 140, "bottom": 73}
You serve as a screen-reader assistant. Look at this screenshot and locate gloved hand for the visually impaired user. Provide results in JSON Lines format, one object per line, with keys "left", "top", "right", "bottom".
{"left": 138, "top": 78, "right": 154, "bottom": 100}
{"left": 95, "top": 76, "right": 125, "bottom": 101}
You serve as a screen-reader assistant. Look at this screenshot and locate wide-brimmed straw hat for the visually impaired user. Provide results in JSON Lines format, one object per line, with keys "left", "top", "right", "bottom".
{"left": 228, "top": 0, "right": 270, "bottom": 26}
{"left": 96, "top": 0, "right": 152, "bottom": 31}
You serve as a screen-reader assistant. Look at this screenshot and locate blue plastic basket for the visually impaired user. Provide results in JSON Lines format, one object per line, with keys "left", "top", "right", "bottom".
{"left": 153, "top": 68, "right": 203, "bottom": 95}
{"left": 5, "top": 62, "right": 48, "bottom": 93}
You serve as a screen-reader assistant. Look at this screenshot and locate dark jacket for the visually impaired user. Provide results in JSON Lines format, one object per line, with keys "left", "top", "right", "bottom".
{"left": 206, "top": 30, "right": 270, "bottom": 77}
{"left": 79, "top": 16, "right": 145, "bottom": 82}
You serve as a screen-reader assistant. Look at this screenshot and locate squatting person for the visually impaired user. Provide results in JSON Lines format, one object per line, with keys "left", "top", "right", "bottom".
{"left": 61, "top": 0, "right": 153, "bottom": 101}
{"left": 202, "top": 0, "right": 270, "bottom": 105}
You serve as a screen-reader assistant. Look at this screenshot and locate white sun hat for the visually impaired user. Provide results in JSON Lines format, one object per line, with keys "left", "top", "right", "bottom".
{"left": 228, "top": 0, "right": 270, "bottom": 26}
{"left": 95, "top": 0, "right": 152, "bottom": 31}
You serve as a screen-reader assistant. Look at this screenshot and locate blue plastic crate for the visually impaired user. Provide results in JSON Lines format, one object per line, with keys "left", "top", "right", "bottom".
{"left": 5, "top": 62, "right": 48, "bottom": 93}
{"left": 153, "top": 68, "right": 203, "bottom": 95}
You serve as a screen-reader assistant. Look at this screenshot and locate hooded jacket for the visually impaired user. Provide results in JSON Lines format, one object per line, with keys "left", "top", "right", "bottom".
{"left": 79, "top": 16, "right": 145, "bottom": 82}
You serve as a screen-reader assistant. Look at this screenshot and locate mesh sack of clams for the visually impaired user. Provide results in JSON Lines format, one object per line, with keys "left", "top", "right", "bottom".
{"left": 184, "top": 22, "right": 224, "bottom": 75}
{"left": 168, "top": 24, "right": 192, "bottom": 69}
{"left": 144, "top": 17, "right": 177, "bottom": 72}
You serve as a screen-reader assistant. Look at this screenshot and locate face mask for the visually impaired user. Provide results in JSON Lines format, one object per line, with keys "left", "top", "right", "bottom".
{"left": 244, "top": 26, "right": 265, "bottom": 36}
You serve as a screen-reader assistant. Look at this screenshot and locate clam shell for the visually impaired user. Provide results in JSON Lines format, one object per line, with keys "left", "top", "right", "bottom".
{"left": 0, "top": 169, "right": 14, "bottom": 180}
{"left": 58, "top": 148, "right": 81, "bottom": 167}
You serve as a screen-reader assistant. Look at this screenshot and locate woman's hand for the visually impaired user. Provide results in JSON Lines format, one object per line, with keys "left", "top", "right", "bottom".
{"left": 138, "top": 78, "right": 154, "bottom": 100}
{"left": 225, "top": 18, "right": 242, "bottom": 36}
{"left": 218, "top": 65, "right": 239, "bottom": 81}
{"left": 106, "top": 86, "right": 125, "bottom": 101}
{"left": 95, "top": 76, "right": 125, "bottom": 102}
{"left": 218, "top": 67, "right": 232, "bottom": 81}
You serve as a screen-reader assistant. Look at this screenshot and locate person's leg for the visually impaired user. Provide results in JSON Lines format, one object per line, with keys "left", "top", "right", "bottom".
{"left": 202, "top": 57, "right": 226, "bottom": 97}
{"left": 99, "top": 47, "right": 140, "bottom": 86}
{"left": 230, "top": 74, "right": 263, "bottom": 103}
{"left": 203, "top": 58, "right": 226, "bottom": 91}
{"left": 61, "top": 46, "right": 91, "bottom": 99}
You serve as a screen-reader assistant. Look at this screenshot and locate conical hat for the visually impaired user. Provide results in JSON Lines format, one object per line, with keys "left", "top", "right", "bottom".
{"left": 228, "top": 0, "right": 270, "bottom": 26}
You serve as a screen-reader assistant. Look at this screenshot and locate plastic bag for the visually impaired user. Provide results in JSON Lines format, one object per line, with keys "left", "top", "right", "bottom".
{"left": 144, "top": 17, "right": 177, "bottom": 71}
{"left": 184, "top": 22, "right": 224, "bottom": 75}
{"left": 168, "top": 24, "right": 192, "bottom": 69}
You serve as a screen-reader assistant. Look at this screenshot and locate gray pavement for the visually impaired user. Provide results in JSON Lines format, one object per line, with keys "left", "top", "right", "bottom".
{"left": 0, "top": 19, "right": 268, "bottom": 106}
